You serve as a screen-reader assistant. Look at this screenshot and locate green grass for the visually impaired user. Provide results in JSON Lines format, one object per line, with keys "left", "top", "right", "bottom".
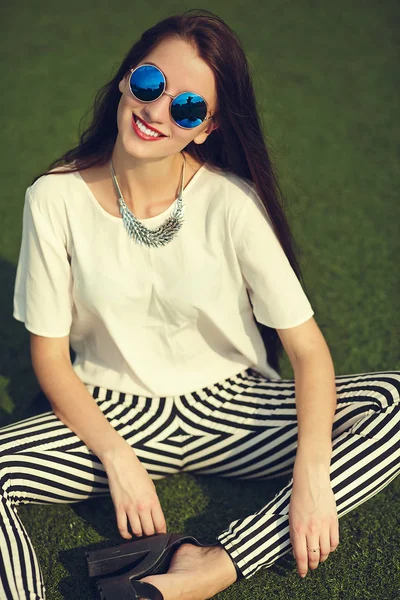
{"left": 1, "top": 0, "right": 399, "bottom": 598}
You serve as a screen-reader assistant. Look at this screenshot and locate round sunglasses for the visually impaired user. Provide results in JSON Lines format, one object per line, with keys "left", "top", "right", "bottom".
{"left": 128, "top": 63, "right": 214, "bottom": 129}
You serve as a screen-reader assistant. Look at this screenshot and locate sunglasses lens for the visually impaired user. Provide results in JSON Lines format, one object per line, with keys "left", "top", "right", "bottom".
{"left": 171, "top": 93, "right": 207, "bottom": 128}
{"left": 130, "top": 65, "right": 164, "bottom": 101}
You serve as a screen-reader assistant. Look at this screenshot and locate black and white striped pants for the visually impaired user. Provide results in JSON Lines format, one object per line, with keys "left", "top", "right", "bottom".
{"left": 1, "top": 366, "right": 399, "bottom": 599}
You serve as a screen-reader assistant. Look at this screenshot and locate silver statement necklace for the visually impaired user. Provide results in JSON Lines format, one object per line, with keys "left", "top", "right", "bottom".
{"left": 109, "top": 152, "right": 186, "bottom": 248}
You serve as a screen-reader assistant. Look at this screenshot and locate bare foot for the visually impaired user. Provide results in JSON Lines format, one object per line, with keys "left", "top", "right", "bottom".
{"left": 137, "top": 542, "right": 239, "bottom": 600}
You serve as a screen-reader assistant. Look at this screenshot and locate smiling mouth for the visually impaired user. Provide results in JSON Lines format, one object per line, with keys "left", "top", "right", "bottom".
{"left": 132, "top": 113, "right": 167, "bottom": 137}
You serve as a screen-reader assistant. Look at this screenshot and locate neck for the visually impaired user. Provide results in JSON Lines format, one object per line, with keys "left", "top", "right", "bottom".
{"left": 110, "top": 141, "right": 184, "bottom": 206}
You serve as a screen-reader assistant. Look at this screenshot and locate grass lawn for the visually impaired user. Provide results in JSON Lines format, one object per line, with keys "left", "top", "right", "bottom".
{"left": 1, "top": 0, "right": 399, "bottom": 598}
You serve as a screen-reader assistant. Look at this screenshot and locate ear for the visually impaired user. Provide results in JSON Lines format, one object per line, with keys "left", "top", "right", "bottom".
{"left": 192, "top": 116, "right": 219, "bottom": 145}
{"left": 208, "top": 117, "right": 219, "bottom": 134}
{"left": 118, "top": 71, "right": 130, "bottom": 94}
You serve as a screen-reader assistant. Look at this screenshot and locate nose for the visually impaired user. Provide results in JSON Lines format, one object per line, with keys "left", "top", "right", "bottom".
{"left": 141, "top": 92, "right": 172, "bottom": 126}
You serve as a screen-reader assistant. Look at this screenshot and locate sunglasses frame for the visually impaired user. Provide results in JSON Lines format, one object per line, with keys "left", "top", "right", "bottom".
{"left": 128, "top": 63, "right": 214, "bottom": 130}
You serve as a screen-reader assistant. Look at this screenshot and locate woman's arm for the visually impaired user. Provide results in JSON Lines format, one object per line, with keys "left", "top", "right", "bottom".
{"left": 276, "top": 317, "right": 337, "bottom": 467}
{"left": 277, "top": 318, "right": 339, "bottom": 578}
{"left": 30, "top": 333, "right": 168, "bottom": 538}
{"left": 30, "top": 333, "right": 130, "bottom": 461}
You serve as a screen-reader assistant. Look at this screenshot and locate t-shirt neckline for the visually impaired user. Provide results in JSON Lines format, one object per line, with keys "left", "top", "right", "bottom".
{"left": 74, "top": 161, "right": 208, "bottom": 224}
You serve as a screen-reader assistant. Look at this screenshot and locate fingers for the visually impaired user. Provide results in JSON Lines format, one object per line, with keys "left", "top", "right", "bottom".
{"left": 137, "top": 503, "right": 159, "bottom": 537}
{"left": 106, "top": 448, "right": 167, "bottom": 540}
{"left": 116, "top": 504, "right": 141, "bottom": 539}
{"left": 151, "top": 502, "right": 168, "bottom": 535}
{"left": 117, "top": 501, "right": 167, "bottom": 539}
{"left": 296, "top": 524, "right": 340, "bottom": 577}
{"left": 307, "top": 542, "right": 320, "bottom": 571}
{"left": 294, "top": 538, "right": 320, "bottom": 578}
{"left": 290, "top": 525, "right": 308, "bottom": 578}
{"left": 330, "top": 516, "right": 340, "bottom": 552}
{"left": 295, "top": 544, "right": 310, "bottom": 578}
{"left": 319, "top": 526, "right": 331, "bottom": 563}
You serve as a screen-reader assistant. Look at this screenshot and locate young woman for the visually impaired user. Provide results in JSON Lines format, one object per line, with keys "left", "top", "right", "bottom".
{"left": 5, "top": 8, "right": 399, "bottom": 600}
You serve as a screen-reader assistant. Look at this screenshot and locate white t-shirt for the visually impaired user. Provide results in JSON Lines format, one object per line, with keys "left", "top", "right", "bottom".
{"left": 13, "top": 161, "right": 314, "bottom": 397}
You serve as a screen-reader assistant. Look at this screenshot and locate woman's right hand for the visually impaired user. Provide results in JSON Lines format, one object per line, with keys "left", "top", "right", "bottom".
{"left": 101, "top": 444, "right": 167, "bottom": 539}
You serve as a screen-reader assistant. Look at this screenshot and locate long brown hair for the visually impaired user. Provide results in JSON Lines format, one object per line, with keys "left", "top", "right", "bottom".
{"left": 31, "top": 8, "right": 312, "bottom": 375}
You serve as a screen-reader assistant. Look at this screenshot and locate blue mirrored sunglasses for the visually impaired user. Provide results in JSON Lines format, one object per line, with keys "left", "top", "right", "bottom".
{"left": 128, "top": 64, "right": 214, "bottom": 129}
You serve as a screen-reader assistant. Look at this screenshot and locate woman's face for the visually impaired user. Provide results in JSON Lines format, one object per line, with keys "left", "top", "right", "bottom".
{"left": 117, "top": 37, "right": 218, "bottom": 160}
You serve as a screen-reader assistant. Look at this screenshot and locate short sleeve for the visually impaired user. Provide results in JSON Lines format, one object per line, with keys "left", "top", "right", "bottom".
{"left": 232, "top": 187, "right": 314, "bottom": 329}
{"left": 13, "top": 186, "right": 73, "bottom": 337}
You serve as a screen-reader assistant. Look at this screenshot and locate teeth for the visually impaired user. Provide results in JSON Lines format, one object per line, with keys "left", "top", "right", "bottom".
{"left": 135, "top": 117, "right": 161, "bottom": 137}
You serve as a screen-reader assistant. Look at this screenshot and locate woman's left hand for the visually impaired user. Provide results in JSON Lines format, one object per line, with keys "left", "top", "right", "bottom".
{"left": 289, "top": 458, "right": 339, "bottom": 578}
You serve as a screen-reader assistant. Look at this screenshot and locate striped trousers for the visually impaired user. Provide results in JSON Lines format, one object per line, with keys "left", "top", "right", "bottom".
{"left": 0, "top": 366, "right": 399, "bottom": 599}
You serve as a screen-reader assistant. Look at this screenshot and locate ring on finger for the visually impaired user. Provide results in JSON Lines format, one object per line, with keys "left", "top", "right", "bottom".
{"left": 307, "top": 546, "right": 320, "bottom": 565}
